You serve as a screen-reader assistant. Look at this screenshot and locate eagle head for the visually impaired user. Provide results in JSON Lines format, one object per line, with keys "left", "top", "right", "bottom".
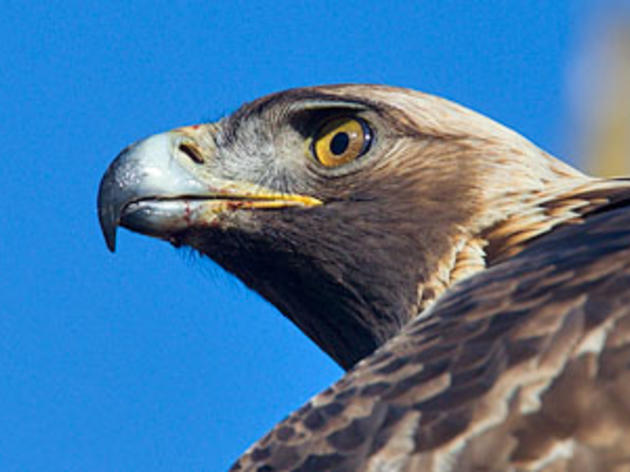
{"left": 98, "top": 85, "right": 584, "bottom": 369}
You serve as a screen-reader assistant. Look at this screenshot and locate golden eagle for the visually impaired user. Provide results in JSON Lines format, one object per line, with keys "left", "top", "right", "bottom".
{"left": 98, "top": 85, "right": 630, "bottom": 471}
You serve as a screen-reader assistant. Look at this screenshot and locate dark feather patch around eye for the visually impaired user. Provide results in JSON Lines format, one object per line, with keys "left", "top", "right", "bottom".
{"left": 288, "top": 108, "right": 365, "bottom": 138}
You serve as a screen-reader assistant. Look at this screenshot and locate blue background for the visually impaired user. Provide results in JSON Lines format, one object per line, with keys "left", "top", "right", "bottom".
{"left": 0, "top": 1, "right": 617, "bottom": 470}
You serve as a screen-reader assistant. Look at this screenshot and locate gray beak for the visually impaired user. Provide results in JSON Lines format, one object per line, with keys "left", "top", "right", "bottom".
{"left": 97, "top": 132, "right": 210, "bottom": 252}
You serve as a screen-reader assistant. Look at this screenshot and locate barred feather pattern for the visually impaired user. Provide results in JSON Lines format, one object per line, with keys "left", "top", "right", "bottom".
{"left": 232, "top": 190, "right": 630, "bottom": 472}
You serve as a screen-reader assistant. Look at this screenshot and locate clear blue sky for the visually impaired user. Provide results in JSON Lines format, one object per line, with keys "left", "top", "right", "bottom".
{"left": 0, "top": 1, "right": 603, "bottom": 470}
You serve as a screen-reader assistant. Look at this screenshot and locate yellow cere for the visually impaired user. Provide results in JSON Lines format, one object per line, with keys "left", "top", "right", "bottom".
{"left": 312, "top": 117, "right": 371, "bottom": 167}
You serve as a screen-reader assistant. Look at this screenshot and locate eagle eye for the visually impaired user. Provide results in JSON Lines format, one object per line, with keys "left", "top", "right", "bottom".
{"left": 311, "top": 117, "right": 372, "bottom": 167}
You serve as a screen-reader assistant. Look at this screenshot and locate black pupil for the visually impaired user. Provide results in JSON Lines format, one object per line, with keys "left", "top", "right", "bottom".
{"left": 330, "top": 132, "right": 350, "bottom": 155}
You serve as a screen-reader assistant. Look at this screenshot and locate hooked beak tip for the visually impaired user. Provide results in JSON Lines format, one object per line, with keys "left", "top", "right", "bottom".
{"left": 103, "top": 222, "right": 118, "bottom": 253}
{"left": 97, "top": 195, "right": 119, "bottom": 252}
{"left": 97, "top": 163, "right": 124, "bottom": 253}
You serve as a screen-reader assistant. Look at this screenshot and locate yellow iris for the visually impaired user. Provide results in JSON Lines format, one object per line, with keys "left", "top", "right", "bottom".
{"left": 312, "top": 117, "right": 372, "bottom": 167}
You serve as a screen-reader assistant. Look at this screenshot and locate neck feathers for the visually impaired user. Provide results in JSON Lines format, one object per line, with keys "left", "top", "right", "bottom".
{"left": 413, "top": 144, "right": 630, "bottom": 325}
{"left": 483, "top": 178, "right": 630, "bottom": 264}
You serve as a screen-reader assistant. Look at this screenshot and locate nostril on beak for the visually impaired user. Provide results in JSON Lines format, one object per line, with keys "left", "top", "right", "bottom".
{"left": 179, "top": 143, "right": 205, "bottom": 164}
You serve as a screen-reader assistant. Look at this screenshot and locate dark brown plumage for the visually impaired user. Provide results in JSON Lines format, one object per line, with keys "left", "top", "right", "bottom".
{"left": 98, "top": 85, "right": 630, "bottom": 471}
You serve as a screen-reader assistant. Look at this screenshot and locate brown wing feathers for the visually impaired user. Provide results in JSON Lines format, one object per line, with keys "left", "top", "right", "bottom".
{"left": 233, "top": 198, "right": 630, "bottom": 472}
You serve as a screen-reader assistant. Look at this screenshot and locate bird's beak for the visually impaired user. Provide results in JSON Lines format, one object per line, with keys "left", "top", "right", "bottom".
{"left": 97, "top": 125, "right": 322, "bottom": 252}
